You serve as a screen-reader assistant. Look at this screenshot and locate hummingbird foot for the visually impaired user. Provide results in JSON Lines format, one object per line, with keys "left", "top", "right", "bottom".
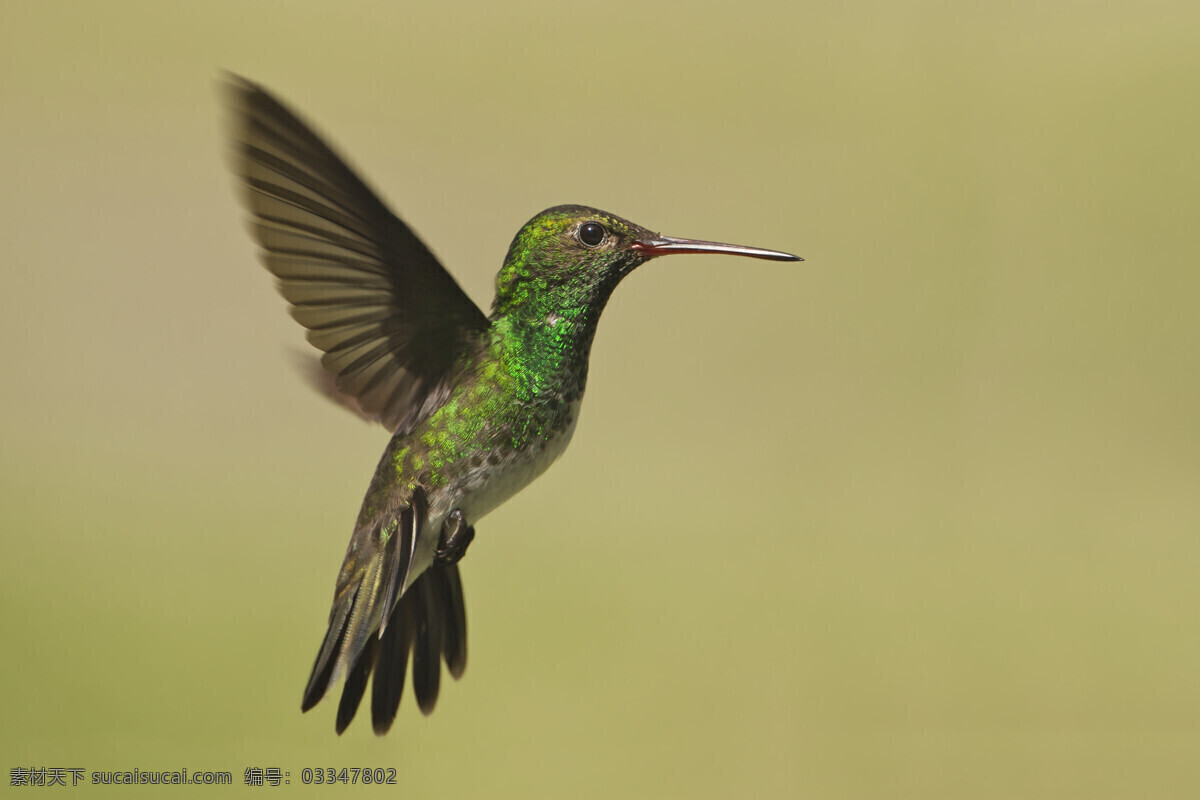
{"left": 436, "top": 510, "right": 475, "bottom": 565}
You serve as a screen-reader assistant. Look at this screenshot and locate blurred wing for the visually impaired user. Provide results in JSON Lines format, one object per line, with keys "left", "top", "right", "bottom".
{"left": 227, "top": 75, "right": 489, "bottom": 434}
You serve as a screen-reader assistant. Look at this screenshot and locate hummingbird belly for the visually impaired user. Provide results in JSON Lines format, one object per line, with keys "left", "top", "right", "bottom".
{"left": 370, "top": 388, "right": 583, "bottom": 599}
{"left": 451, "top": 398, "right": 582, "bottom": 524}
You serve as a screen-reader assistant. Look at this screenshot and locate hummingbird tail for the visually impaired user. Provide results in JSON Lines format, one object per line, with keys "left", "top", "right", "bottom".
{"left": 300, "top": 492, "right": 467, "bottom": 734}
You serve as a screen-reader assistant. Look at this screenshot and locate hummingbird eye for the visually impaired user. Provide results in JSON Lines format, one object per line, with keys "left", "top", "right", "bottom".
{"left": 578, "top": 222, "right": 606, "bottom": 248}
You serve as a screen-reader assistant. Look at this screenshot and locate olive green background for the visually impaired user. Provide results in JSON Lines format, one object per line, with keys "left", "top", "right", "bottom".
{"left": 3, "top": 1, "right": 1198, "bottom": 797}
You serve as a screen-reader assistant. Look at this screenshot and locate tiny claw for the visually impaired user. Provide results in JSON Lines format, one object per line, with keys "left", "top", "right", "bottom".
{"left": 436, "top": 510, "right": 475, "bottom": 565}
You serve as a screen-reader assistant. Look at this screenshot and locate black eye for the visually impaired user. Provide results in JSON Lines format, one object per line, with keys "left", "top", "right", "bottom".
{"left": 578, "top": 221, "right": 606, "bottom": 247}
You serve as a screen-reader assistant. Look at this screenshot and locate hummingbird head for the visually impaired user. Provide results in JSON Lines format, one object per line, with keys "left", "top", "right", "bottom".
{"left": 492, "top": 205, "right": 801, "bottom": 320}
{"left": 493, "top": 205, "right": 651, "bottom": 319}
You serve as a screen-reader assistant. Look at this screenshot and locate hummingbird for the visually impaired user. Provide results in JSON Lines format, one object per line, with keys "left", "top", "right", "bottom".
{"left": 226, "top": 76, "right": 802, "bottom": 735}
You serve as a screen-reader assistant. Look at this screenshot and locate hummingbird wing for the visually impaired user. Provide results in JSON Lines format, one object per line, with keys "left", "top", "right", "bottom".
{"left": 292, "top": 350, "right": 383, "bottom": 425}
{"left": 227, "top": 75, "right": 490, "bottom": 435}
{"left": 301, "top": 488, "right": 468, "bottom": 733}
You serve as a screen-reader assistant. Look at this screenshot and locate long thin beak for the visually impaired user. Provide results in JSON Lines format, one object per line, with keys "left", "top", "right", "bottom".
{"left": 632, "top": 235, "right": 802, "bottom": 262}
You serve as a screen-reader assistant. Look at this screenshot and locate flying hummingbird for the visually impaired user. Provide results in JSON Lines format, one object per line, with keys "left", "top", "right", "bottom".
{"left": 226, "top": 76, "right": 802, "bottom": 735}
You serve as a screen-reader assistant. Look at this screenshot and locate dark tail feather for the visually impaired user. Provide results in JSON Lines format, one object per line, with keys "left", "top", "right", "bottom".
{"left": 370, "top": 599, "right": 411, "bottom": 734}
{"left": 302, "top": 561, "right": 468, "bottom": 735}
{"left": 435, "top": 563, "right": 468, "bottom": 679}
{"left": 411, "top": 574, "right": 444, "bottom": 715}
{"left": 300, "top": 596, "right": 353, "bottom": 712}
{"left": 300, "top": 490, "right": 421, "bottom": 723}
{"left": 335, "top": 637, "right": 377, "bottom": 734}
{"left": 369, "top": 563, "right": 468, "bottom": 731}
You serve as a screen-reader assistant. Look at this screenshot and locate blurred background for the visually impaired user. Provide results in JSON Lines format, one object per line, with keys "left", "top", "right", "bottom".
{"left": 3, "top": 1, "right": 1198, "bottom": 797}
